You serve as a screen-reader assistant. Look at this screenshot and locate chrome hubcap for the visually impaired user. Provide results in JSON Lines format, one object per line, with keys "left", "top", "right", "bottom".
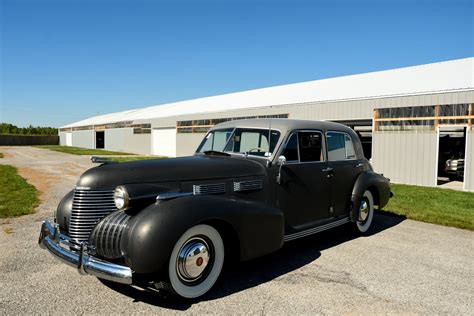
{"left": 359, "top": 199, "right": 369, "bottom": 222}
{"left": 176, "top": 237, "right": 211, "bottom": 282}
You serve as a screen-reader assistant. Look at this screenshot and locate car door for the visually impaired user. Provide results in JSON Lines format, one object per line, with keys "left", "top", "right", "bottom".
{"left": 276, "top": 130, "right": 332, "bottom": 231}
{"left": 326, "top": 131, "right": 362, "bottom": 217}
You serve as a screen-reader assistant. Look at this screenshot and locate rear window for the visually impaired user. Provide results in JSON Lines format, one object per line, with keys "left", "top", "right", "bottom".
{"left": 327, "top": 132, "right": 356, "bottom": 161}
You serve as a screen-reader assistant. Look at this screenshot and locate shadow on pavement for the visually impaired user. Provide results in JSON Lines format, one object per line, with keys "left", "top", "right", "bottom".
{"left": 101, "top": 213, "right": 405, "bottom": 310}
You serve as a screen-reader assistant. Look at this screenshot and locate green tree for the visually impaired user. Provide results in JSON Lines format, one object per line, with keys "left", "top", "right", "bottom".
{"left": 0, "top": 123, "right": 58, "bottom": 135}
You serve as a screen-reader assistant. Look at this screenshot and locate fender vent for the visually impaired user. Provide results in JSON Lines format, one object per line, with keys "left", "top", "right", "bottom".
{"left": 89, "top": 211, "right": 131, "bottom": 259}
{"left": 234, "top": 180, "right": 263, "bottom": 192}
{"left": 193, "top": 183, "right": 225, "bottom": 195}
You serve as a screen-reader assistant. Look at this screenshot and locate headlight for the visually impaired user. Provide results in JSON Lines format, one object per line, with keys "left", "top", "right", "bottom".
{"left": 114, "top": 186, "right": 129, "bottom": 210}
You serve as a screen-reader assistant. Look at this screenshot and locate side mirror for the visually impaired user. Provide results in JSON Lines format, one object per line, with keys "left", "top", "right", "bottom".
{"left": 276, "top": 155, "right": 287, "bottom": 184}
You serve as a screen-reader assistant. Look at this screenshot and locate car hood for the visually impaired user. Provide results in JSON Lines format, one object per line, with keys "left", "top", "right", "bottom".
{"left": 76, "top": 155, "right": 266, "bottom": 189}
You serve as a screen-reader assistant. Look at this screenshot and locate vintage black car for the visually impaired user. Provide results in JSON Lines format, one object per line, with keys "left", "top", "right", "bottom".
{"left": 39, "top": 119, "right": 391, "bottom": 299}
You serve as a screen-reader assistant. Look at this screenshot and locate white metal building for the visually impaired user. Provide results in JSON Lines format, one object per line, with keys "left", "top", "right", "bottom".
{"left": 60, "top": 58, "right": 474, "bottom": 191}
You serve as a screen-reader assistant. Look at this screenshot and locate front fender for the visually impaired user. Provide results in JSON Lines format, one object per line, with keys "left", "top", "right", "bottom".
{"left": 55, "top": 190, "right": 74, "bottom": 232}
{"left": 121, "top": 195, "right": 284, "bottom": 274}
{"left": 350, "top": 171, "right": 391, "bottom": 221}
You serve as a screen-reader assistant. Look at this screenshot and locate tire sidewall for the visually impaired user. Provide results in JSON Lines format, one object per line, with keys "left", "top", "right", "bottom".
{"left": 168, "top": 224, "right": 224, "bottom": 299}
{"left": 356, "top": 190, "right": 374, "bottom": 233}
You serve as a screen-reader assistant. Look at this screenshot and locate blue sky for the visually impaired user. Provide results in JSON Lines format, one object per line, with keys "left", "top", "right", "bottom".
{"left": 1, "top": 0, "right": 472, "bottom": 127}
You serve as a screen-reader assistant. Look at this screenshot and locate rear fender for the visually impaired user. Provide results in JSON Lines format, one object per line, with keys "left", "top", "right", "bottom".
{"left": 350, "top": 171, "right": 391, "bottom": 222}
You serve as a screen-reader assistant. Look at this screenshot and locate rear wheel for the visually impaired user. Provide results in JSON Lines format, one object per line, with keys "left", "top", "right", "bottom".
{"left": 168, "top": 224, "right": 224, "bottom": 299}
{"left": 355, "top": 190, "right": 374, "bottom": 233}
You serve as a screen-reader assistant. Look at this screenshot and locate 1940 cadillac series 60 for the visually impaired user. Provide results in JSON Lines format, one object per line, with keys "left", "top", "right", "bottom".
{"left": 38, "top": 119, "right": 391, "bottom": 298}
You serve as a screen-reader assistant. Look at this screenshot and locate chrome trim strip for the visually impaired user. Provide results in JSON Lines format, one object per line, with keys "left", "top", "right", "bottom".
{"left": 38, "top": 220, "right": 132, "bottom": 284}
{"left": 156, "top": 192, "right": 193, "bottom": 201}
{"left": 283, "top": 217, "right": 350, "bottom": 242}
{"left": 74, "top": 189, "right": 113, "bottom": 193}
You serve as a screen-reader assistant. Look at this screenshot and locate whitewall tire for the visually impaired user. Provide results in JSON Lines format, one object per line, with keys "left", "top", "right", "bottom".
{"left": 168, "top": 224, "right": 224, "bottom": 298}
{"left": 356, "top": 190, "right": 374, "bottom": 233}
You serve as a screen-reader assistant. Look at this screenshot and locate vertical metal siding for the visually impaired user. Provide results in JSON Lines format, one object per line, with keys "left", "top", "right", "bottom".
{"left": 104, "top": 128, "right": 127, "bottom": 152}
{"left": 59, "top": 132, "right": 67, "bottom": 146}
{"left": 71, "top": 130, "right": 95, "bottom": 149}
{"left": 465, "top": 129, "right": 474, "bottom": 192}
{"left": 176, "top": 133, "right": 206, "bottom": 157}
{"left": 124, "top": 129, "right": 151, "bottom": 155}
{"left": 372, "top": 131, "right": 437, "bottom": 186}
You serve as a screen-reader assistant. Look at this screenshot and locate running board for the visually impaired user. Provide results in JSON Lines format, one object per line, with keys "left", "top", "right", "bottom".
{"left": 283, "top": 217, "right": 350, "bottom": 242}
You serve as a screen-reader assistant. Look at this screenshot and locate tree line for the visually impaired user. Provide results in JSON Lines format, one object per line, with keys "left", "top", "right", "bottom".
{"left": 0, "top": 123, "right": 58, "bottom": 136}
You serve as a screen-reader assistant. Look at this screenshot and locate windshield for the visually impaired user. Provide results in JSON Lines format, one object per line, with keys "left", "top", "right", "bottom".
{"left": 196, "top": 128, "right": 281, "bottom": 157}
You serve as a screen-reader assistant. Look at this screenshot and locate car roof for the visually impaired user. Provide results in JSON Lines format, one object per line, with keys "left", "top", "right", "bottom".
{"left": 211, "top": 118, "right": 354, "bottom": 134}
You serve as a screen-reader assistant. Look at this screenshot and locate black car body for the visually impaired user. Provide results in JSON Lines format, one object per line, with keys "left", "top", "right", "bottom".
{"left": 39, "top": 119, "right": 391, "bottom": 298}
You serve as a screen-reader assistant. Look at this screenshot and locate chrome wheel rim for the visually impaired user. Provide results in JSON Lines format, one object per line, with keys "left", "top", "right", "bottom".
{"left": 358, "top": 199, "right": 369, "bottom": 222}
{"left": 176, "top": 237, "right": 212, "bottom": 283}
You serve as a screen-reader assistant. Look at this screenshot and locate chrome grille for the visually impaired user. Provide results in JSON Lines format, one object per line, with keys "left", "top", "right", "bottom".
{"left": 193, "top": 183, "right": 226, "bottom": 195}
{"left": 234, "top": 180, "right": 263, "bottom": 192}
{"left": 69, "top": 189, "right": 117, "bottom": 242}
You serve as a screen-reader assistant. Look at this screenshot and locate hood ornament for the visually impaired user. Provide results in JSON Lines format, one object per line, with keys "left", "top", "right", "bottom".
{"left": 90, "top": 156, "right": 114, "bottom": 164}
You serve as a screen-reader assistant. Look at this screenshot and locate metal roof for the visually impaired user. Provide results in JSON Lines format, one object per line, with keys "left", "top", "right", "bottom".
{"left": 62, "top": 57, "right": 474, "bottom": 128}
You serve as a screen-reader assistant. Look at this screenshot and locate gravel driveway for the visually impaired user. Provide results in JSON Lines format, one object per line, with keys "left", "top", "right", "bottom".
{"left": 0, "top": 146, "right": 473, "bottom": 314}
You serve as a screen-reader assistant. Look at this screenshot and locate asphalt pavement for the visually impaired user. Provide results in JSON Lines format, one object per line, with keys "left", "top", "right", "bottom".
{"left": 0, "top": 146, "right": 473, "bottom": 314}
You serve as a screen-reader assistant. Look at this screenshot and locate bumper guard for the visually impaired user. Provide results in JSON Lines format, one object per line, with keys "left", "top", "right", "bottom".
{"left": 38, "top": 220, "right": 133, "bottom": 285}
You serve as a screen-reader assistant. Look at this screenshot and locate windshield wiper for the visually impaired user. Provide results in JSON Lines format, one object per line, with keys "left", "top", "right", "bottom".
{"left": 203, "top": 150, "right": 231, "bottom": 157}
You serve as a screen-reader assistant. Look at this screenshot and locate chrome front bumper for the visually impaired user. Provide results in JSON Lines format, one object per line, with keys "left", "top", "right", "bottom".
{"left": 38, "top": 220, "right": 133, "bottom": 285}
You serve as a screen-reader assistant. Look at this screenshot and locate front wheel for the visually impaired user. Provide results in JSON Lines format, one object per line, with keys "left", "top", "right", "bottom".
{"left": 355, "top": 190, "right": 374, "bottom": 233}
{"left": 168, "top": 224, "right": 224, "bottom": 299}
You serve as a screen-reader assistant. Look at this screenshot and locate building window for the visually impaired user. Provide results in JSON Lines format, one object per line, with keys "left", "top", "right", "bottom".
{"left": 177, "top": 114, "right": 289, "bottom": 133}
{"left": 132, "top": 124, "right": 151, "bottom": 134}
{"left": 374, "top": 104, "right": 473, "bottom": 131}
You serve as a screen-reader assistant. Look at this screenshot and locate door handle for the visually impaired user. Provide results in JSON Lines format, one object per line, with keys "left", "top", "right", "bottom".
{"left": 322, "top": 167, "right": 333, "bottom": 178}
{"left": 355, "top": 163, "right": 363, "bottom": 168}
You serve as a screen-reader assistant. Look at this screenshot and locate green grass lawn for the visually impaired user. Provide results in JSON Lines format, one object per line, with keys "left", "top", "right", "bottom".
{"left": 103, "top": 156, "right": 168, "bottom": 162}
{"left": 35, "top": 145, "right": 133, "bottom": 155}
{"left": 382, "top": 184, "right": 474, "bottom": 231}
{"left": 0, "top": 165, "right": 39, "bottom": 218}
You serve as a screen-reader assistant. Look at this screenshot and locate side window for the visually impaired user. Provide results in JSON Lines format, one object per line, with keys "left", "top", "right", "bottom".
{"left": 282, "top": 133, "right": 298, "bottom": 161}
{"left": 298, "top": 132, "right": 324, "bottom": 162}
{"left": 344, "top": 134, "right": 356, "bottom": 159}
{"left": 327, "top": 132, "right": 357, "bottom": 161}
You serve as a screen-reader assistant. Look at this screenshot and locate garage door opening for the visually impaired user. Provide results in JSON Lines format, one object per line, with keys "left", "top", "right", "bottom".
{"left": 96, "top": 131, "right": 105, "bottom": 149}
{"left": 437, "top": 126, "right": 466, "bottom": 189}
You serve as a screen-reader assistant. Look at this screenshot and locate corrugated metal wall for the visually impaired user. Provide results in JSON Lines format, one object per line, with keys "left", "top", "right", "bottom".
{"left": 105, "top": 128, "right": 127, "bottom": 152}
{"left": 372, "top": 131, "right": 438, "bottom": 186}
{"left": 59, "top": 132, "right": 67, "bottom": 146}
{"left": 465, "top": 129, "right": 474, "bottom": 192}
{"left": 176, "top": 133, "right": 206, "bottom": 157}
{"left": 71, "top": 130, "right": 95, "bottom": 149}
{"left": 150, "top": 90, "right": 474, "bottom": 128}
{"left": 67, "top": 90, "right": 473, "bottom": 189}
{"left": 123, "top": 129, "right": 151, "bottom": 155}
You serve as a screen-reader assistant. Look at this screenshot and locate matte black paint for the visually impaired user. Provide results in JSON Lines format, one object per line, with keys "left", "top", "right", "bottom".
{"left": 350, "top": 171, "right": 391, "bottom": 221}
{"left": 121, "top": 195, "right": 284, "bottom": 274}
{"left": 76, "top": 156, "right": 265, "bottom": 189}
{"left": 55, "top": 189, "right": 73, "bottom": 232}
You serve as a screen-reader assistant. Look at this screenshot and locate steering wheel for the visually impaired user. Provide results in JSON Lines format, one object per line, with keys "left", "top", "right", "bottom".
{"left": 246, "top": 148, "right": 269, "bottom": 157}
